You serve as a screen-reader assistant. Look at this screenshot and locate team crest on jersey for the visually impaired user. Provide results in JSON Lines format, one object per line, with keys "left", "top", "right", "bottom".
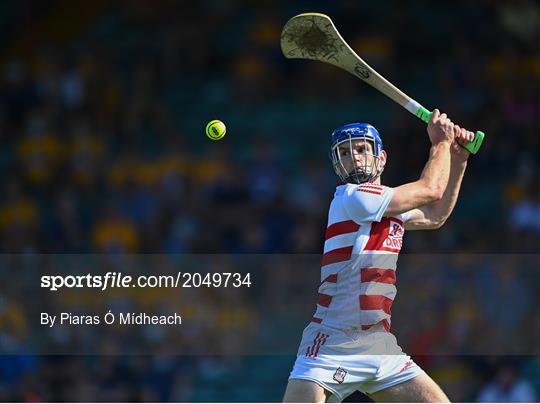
{"left": 383, "top": 219, "right": 404, "bottom": 250}
{"left": 333, "top": 367, "right": 347, "bottom": 384}
{"left": 399, "top": 360, "right": 414, "bottom": 373}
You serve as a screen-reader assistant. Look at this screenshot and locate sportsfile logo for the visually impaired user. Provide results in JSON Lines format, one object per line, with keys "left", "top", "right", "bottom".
{"left": 383, "top": 220, "right": 404, "bottom": 250}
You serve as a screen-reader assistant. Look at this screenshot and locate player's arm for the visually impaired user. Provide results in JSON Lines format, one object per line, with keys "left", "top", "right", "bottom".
{"left": 384, "top": 109, "right": 455, "bottom": 217}
{"left": 405, "top": 126, "right": 474, "bottom": 230}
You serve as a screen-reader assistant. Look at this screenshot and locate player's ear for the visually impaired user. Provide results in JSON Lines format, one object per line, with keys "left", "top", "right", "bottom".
{"left": 378, "top": 150, "right": 387, "bottom": 171}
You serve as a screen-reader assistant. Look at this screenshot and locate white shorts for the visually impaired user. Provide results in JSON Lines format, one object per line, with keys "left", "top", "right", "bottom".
{"left": 288, "top": 323, "right": 424, "bottom": 402}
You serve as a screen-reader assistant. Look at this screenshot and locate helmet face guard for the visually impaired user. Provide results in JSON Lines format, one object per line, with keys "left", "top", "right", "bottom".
{"left": 329, "top": 123, "right": 384, "bottom": 184}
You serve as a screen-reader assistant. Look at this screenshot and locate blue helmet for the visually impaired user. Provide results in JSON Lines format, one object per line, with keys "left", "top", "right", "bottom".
{"left": 330, "top": 123, "right": 383, "bottom": 156}
{"left": 329, "top": 123, "right": 385, "bottom": 184}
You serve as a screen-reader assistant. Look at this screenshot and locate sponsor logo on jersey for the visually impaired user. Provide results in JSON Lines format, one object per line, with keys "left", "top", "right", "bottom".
{"left": 383, "top": 220, "right": 404, "bottom": 250}
{"left": 333, "top": 367, "right": 347, "bottom": 384}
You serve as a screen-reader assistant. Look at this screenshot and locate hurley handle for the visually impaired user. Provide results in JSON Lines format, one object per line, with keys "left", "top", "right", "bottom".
{"left": 415, "top": 106, "right": 484, "bottom": 154}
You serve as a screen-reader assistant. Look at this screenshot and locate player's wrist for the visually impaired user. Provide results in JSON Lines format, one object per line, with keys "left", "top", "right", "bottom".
{"left": 451, "top": 153, "right": 469, "bottom": 164}
{"left": 431, "top": 140, "right": 452, "bottom": 149}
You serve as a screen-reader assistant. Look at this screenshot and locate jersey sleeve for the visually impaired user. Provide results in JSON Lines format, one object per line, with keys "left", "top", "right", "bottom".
{"left": 398, "top": 210, "right": 413, "bottom": 223}
{"left": 342, "top": 184, "right": 394, "bottom": 223}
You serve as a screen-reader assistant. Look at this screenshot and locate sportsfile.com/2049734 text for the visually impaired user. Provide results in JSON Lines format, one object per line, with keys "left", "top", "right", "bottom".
{"left": 40, "top": 272, "right": 252, "bottom": 291}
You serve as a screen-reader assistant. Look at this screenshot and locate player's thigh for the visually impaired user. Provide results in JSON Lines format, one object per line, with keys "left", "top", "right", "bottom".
{"left": 283, "top": 378, "right": 330, "bottom": 403}
{"left": 369, "top": 372, "right": 450, "bottom": 403}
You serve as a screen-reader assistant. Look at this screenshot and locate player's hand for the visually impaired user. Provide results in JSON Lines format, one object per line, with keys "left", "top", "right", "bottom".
{"left": 451, "top": 125, "right": 474, "bottom": 161}
{"left": 427, "top": 109, "right": 455, "bottom": 146}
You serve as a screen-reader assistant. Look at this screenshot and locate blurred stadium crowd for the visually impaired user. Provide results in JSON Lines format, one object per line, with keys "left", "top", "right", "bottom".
{"left": 0, "top": 0, "right": 539, "bottom": 401}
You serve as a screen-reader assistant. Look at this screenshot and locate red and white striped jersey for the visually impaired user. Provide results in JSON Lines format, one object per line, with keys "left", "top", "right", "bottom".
{"left": 312, "top": 182, "right": 409, "bottom": 332}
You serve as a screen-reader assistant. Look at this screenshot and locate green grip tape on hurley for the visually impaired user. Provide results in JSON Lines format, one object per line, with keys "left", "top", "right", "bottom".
{"left": 464, "top": 131, "right": 484, "bottom": 155}
{"left": 415, "top": 106, "right": 485, "bottom": 154}
{"left": 416, "top": 106, "right": 432, "bottom": 123}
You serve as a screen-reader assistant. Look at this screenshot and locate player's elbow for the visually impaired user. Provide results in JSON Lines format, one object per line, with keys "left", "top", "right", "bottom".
{"left": 431, "top": 219, "right": 446, "bottom": 229}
